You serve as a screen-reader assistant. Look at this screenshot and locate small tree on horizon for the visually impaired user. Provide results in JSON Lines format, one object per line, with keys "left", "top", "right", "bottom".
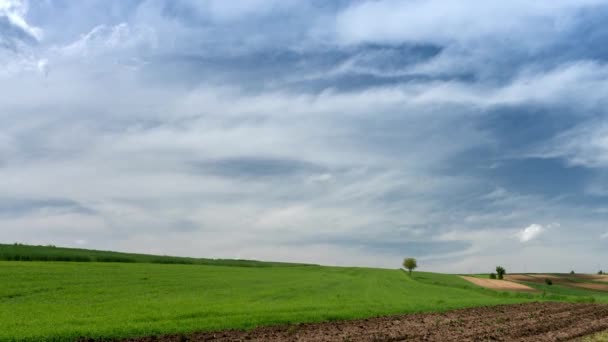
{"left": 489, "top": 273, "right": 497, "bottom": 279}
{"left": 403, "top": 257, "right": 418, "bottom": 276}
{"left": 496, "top": 266, "right": 506, "bottom": 280}
{"left": 599, "top": 270, "right": 604, "bottom": 275}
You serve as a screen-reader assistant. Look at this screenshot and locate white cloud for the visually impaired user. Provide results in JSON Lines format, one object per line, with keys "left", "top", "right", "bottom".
{"left": 335, "top": 0, "right": 602, "bottom": 46}
{"left": 36, "top": 58, "right": 48, "bottom": 75}
{"left": 0, "top": 0, "right": 43, "bottom": 41}
{"left": 59, "top": 23, "right": 156, "bottom": 59}
{"left": 517, "top": 224, "right": 545, "bottom": 242}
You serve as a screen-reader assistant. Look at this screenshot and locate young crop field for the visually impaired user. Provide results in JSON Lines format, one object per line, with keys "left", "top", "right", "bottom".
{"left": 0, "top": 261, "right": 533, "bottom": 342}
{"left": 1, "top": 246, "right": 608, "bottom": 341}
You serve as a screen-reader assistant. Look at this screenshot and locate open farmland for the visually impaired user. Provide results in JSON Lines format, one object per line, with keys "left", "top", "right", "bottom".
{"left": 120, "top": 302, "right": 608, "bottom": 342}
{"left": 504, "top": 274, "right": 608, "bottom": 293}
{"left": 1, "top": 246, "right": 608, "bottom": 341}
{"left": 0, "top": 261, "right": 531, "bottom": 342}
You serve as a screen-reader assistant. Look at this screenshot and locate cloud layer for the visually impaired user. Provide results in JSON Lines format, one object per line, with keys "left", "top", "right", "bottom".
{"left": 1, "top": 0, "right": 608, "bottom": 272}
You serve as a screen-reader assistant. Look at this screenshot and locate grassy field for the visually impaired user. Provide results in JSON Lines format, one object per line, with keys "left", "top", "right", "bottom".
{"left": 584, "top": 331, "right": 608, "bottom": 342}
{"left": 1, "top": 262, "right": 540, "bottom": 342}
{"left": 2, "top": 246, "right": 607, "bottom": 341}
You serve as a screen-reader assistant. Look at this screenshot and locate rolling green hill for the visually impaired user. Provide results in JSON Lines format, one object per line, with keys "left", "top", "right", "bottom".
{"left": 0, "top": 245, "right": 604, "bottom": 341}
{"left": 1, "top": 262, "right": 532, "bottom": 342}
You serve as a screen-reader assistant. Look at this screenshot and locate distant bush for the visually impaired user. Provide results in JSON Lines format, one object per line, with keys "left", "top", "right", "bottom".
{"left": 489, "top": 273, "right": 496, "bottom": 279}
{"left": 545, "top": 278, "right": 552, "bottom": 285}
{"left": 95, "top": 256, "right": 135, "bottom": 263}
{"left": 495, "top": 266, "right": 506, "bottom": 280}
{"left": 570, "top": 270, "right": 575, "bottom": 275}
{"left": 599, "top": 270, "right": 604, "bottom": 275}
{"left": 0, "top": 244, "right": 316, "bottom": 267}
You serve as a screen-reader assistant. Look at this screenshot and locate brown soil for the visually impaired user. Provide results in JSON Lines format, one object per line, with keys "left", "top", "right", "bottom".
{"left": 505, "top": 274, "right": 608, "bottom": 291}
{"left": 569, "top": 275, "right": 608, "bottom": 283}
{"left": 460, "top": 276, "right": 537, "bottom": 291}
{"left": 532, "top": 274, "right": 563, "bottom": 280}
{"left": 102, "top": 302, "right": 608, "bottom": 342}
{"left": 571, "top": 283, "right": 608, "bottom": 292}
{"left": 505, "top": 274, "right": 540, "bottom": 282}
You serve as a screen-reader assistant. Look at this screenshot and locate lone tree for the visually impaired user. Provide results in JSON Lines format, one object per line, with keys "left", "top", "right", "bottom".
{"left": 599, "top": 270, "right": 604, "bottom": 275}
{"left": 495, "top": 266, "right": 506, "bottom": 280}
{"left": 403, "top": 257, "right": 418, "bottom": 275}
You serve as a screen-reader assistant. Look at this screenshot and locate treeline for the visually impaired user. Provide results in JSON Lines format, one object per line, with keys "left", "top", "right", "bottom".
{"left": 0, "top": 243, "right": 315, "bottom": 267}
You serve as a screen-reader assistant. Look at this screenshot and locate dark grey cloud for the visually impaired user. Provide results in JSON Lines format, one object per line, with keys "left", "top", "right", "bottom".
{"left": 193, "top": 157, "right": 326, "bottom": 179}
{"left": 0, "top": 198, "right": 94, "bottom": 217}
{"left": 294, "top": 236, "right": 471, "bottom": 257}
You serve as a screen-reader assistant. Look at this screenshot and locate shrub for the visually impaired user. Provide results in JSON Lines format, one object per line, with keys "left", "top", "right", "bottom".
{"left": 489, "top": 273, "right": 497, "bottom": 279}
{"left": 495, "top": 266, "right": 506, "bottom": 280}
{"left": 545, "top": 278, "right": 552, "bottom": 285}
{"left": 599, "top": 270, "right": 604, "bottom": 275}
{"left": 570, "top": 270, "right": 575, "bottom": 275}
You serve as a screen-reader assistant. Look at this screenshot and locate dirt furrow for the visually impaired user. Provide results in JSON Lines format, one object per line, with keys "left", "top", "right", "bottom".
{"left": 106, "top": 302, "right": 608, "bottom": 342}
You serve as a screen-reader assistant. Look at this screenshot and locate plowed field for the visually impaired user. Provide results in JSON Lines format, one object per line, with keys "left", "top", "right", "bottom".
{"left": 115, "top": 302, "right": 608, "bottom": 342}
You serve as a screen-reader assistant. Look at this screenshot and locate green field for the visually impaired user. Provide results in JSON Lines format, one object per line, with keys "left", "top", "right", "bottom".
{"left": 1, "top": 246, "right": 606, "bottom": 341}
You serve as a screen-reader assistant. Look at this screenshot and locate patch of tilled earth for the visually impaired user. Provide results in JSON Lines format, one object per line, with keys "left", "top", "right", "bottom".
{"left": 105, "top": 302, "right": 608, "bottom": 342}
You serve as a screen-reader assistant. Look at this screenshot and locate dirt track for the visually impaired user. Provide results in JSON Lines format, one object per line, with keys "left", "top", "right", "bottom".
{"left": 112, "top": 302, "right": 608, "bottom": 342}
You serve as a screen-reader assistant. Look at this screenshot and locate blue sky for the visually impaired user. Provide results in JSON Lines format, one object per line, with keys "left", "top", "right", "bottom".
{"left": 1, "top": 0, "right": 608, "bottom": 272}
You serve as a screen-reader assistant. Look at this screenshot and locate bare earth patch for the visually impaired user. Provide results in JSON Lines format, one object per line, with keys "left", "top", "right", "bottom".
{"left": 571, "top": 283, "right": 608, "bottom": 292}
{"left": 507, "top": 274, "right": 608, "bottom": 290}
{"left": 105, "top": 302, "right": 608, "bottom": 342}
{"left": 531, "top": 274, "right": 562, "bottom": 280}
{"left": 505, "top": 274, "right": 539, "bottom": 282}
{"left": 572, "top": 275, "right": 608, "bottom": 283}
{"left": 460, "top": 276, "right": 537, "bottom": 292}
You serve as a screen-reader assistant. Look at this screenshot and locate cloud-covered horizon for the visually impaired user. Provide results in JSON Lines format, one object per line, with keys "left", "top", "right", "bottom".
{"left": 1, "top": 0, "right": 608, "bottom": 273}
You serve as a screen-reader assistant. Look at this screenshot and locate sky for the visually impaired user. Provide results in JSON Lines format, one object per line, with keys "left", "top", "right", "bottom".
{"left": 1, "top": 0, "right": 608, "bottom": 273}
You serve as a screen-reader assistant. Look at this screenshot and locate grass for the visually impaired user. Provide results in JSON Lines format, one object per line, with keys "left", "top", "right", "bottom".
{"left": 521, "top": 282, "right": 608, "bottom": 303}
{"left": 1, "top": 262, "right": 536, "bottom": 342}
{"left": 0, "top": 244, "right": 313, "bottom": 267}
{"left": 583, "top": 331, "right": 608, "bottom": 342}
